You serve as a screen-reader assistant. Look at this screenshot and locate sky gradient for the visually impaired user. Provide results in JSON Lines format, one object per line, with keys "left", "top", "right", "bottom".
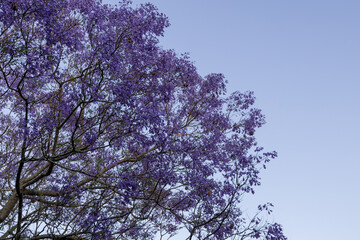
{"left": 104, "top": 1, "right": 360, "bottom": 239}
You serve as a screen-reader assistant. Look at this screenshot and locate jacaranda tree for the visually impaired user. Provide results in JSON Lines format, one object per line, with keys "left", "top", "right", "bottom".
{"left": 0, "top": 0, "right": 286, "bottom": 239}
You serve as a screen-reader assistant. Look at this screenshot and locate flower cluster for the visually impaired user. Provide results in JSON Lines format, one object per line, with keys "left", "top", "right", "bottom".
{"left": 0, "top": 0, "right": 286, "bottom": 239}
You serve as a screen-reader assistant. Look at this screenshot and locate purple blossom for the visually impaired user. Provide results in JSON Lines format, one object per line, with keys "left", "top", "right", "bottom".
{"left": 0, "top": 0, "right": 285, "bottom": 239}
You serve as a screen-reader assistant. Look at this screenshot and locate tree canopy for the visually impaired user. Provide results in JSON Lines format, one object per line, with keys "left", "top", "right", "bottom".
{"left": 0, "top": 0, "right": 286, "bottom": 239}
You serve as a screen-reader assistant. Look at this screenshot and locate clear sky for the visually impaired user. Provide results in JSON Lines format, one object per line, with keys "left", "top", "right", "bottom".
{"left": 104, "top": 1, "right": 360, "bottom": 239}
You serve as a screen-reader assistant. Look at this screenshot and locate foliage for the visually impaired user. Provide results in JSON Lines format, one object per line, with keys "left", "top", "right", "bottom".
{"left": 0, "top": 0, "right": 286, "bottom": 239}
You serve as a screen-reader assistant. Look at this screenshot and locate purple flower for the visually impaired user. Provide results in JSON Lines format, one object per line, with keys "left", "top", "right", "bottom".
{"left": 0, "top": 0, "right": 285, "bottom": 239}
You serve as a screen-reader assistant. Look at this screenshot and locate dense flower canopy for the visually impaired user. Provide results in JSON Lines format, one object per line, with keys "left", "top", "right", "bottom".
{"left": 0, "top": 0, "right": 286, "bottom": 239}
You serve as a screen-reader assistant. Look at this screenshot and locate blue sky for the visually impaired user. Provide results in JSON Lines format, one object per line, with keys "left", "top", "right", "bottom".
{"left": 105, "top": 1, "right": 360, "bottom": 239}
